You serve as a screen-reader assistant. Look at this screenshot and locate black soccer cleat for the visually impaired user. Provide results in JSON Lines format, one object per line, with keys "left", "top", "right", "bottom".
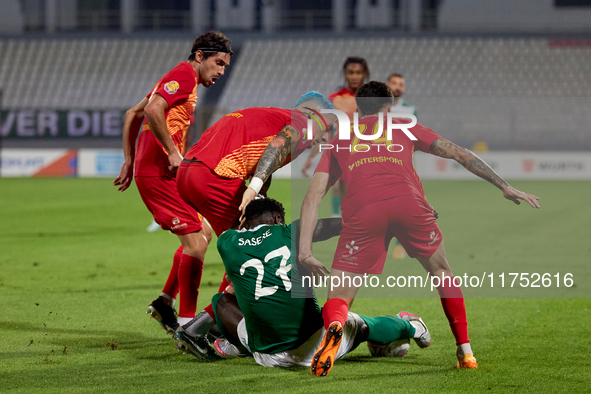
{"left": 174, "top": 327, "right": 221, "bottom": 361}
{"left": 146, "top": 296, "right": 179, "bottom": 334}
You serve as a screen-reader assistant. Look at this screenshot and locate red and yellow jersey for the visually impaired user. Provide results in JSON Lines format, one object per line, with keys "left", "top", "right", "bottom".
{"left": 135, "top": 62, "right": 198, "bottom": 176}
{"left": 185, "top": 107, "right": 310, "bottom": 180}
{"left": 315, "top": 115, "right": 442, "bottom": 221}
{"left": 329, "top": 87, "right": 357, "bottom": 119}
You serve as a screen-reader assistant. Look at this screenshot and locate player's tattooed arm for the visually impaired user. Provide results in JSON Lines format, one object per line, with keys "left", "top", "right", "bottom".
{"left": 252, "top": 125, "right": 300, "bottom": 182}
{"left": 429, "top": 138, "right": 541, "bottom": 208}
{"left": 429, "top": 138, "right": 509, "bottom": 191}
{"left": 239, "top": 126, "right": 301, "bottom": 214}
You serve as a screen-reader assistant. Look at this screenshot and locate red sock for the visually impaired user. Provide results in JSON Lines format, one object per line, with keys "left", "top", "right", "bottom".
{"left": 322, "top": 298, "right": 349, "bottom": 330}
{"left": 162, "top": 245, "right": 183, "bottom": 299}
{"left": 217, "top": 272, "right": 230, "bottom": 293}
{"left": 178, "top": 254, "right": 204, "bottom": 318}
{"left": 204, "top": 304, "right": 215, "bottom": 320}
{"left": 202, "top": 273, "right": 232, "bottom": 320}
{"left": 436, "top": 277, "right": 469, "bottom": 345}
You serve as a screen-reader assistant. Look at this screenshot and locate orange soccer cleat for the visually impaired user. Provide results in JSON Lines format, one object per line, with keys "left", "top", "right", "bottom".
{"left": 456, "top": 353, "right": 478, "bottom": 369}
{"left": 311, "top": 322, "right": 343, "bottom": 377}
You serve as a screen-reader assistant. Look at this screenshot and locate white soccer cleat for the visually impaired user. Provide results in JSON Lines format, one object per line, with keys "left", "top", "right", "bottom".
{"left": 397, "top": 311, "right": 431, "bottom": 348}
{"left": 367, "top": 338, "right": 411, "bottom": 357}
{"left": 213, "top": 339, "right": 251, "bottom": 357}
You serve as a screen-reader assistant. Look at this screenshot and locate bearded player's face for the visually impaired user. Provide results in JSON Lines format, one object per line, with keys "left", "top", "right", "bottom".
{"left": 387, "top": 76, "right": 405, "bottom": 98}
{"left": 199, "top": 52, "right": 231, "bottom": 87}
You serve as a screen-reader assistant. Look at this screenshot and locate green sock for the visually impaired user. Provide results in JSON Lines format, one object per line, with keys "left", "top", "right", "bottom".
{"left": 359, "top": 315, "right": 415, "bottom": 345}
{"left": 332, "top": 196, "right": 341, "bottom": 215}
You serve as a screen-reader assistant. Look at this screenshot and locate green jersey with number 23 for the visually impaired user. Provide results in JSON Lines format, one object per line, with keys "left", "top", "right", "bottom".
{"left": 217, "top": 222, "right": 323, "bottom": 354}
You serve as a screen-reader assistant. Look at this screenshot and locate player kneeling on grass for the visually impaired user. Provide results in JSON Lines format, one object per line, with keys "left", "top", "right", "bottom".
{"left": 184, "top": 198, "right": 431, "bottom": 370}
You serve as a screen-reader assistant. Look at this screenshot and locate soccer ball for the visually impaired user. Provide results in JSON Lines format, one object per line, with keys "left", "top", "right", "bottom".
{"left": 367, "top": 338, "right": 411, "bottom": 357}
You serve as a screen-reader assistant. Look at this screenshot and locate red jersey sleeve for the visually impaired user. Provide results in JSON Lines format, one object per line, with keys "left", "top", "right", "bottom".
{"left": 314, "top": 146, "right": 341, "bottom": 187}
{"left": 155, "top": 66, "right": 197, "bottom": 107}
{"left": 411, "top": 124, "right": 443, "bottom": 153}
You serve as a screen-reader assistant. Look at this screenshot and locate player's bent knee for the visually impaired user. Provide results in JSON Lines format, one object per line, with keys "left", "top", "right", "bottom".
{"left": 179, "top": 233, "right": 209, "bottom": 260}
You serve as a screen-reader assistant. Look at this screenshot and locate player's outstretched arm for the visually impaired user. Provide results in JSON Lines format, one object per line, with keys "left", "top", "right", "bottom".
{"left": 302, "top": 144, "right": 321, "bottom": 177}
{"left": 299, "top": 172, "right": 333, "bottom": 278}
{"left": 429, "top": 138, "right": 540, "bottom": 208}
{"left": 144, "top": 94, "right": 183, "bottom": 174}
{"left": 312, "top": 218, "right": 343, "bottom": 242}
{"left": 114, "top": 97, "right": 148, "bottom": 191}
{"left": 239, "top": 125, "right": 299, "bottom": 213}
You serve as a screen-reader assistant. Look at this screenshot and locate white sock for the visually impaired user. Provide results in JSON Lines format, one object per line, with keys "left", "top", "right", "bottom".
{"left": 178, "top": 317, "right": 192, "bottom": 326}
{"left": 457, "top": 343, "right": 473, "bottom": 358}
{"left": 410, "top": 321, "right": 426, "bottom": 338}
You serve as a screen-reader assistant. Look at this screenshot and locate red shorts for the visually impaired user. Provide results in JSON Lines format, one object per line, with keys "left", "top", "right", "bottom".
{"left": 176, "top": 161, "right": 246, "bottom": 236}
{"left": 135, "top": 176, "right": 203, "bottom": 235}
{"left": 332, "top": 195, "right": 442, "bottom": 275}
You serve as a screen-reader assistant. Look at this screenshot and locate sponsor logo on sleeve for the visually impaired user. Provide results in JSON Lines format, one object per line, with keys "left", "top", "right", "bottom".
{"left": 164, "top": 81, "right": 180, "bottom": 94}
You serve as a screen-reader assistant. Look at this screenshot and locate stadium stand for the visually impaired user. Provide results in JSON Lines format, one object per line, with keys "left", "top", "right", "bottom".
{"left": 0, "top": 39, "right": 192, "bottom": 109}
{"left": 213, "top": 37, "right": 591, "bottom": 150}
{"left": 1, "top": 36, "right": 590, "bottom": 149}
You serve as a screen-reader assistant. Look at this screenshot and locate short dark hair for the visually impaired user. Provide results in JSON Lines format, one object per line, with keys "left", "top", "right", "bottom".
{"left": 343, "top": 57, "right": 370, "bottom": 79}
{"left": 387, "top": 73, "right": 404, "bottom": 81}
{"left": 355, "top": 81, "right": 394, "bottom": 116}
{"left": 244, "top": 198, "right": 285, "bottom": 227}
{"left": 188, "top": 31, "right": 233, "bottom": 61}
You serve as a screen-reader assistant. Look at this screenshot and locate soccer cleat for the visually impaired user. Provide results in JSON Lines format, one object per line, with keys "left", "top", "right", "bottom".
{"left": 456, "top": 353, "right": 478, "bottom": 369}
{"left": 214, "top": 339, "right": 251, "bottom": 358}
{"left": 311, "top": 322, "right": 343, "bottom": 377}
{"left": 367, "top": 338, "right": 410, "bottom": 358}
{"left": 174, "top": 327, "right": 220, "bottom": 361}
{"left": 397, "top": 311, "right": 431, "bottom": 348}
{"left": 146, "top": 296, "right": 178, "bottom": 334}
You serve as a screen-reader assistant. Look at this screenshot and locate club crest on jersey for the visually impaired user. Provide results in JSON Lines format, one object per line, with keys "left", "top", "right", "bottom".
{"left": 345, "top": 241, "right": 359, "bottom": 254}
{"left": 164, "top": 81, "right": 180, "bottom": 94}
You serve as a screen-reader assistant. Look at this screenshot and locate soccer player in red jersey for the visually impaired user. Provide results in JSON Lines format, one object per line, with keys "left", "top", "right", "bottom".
{"left": 172, "top": 92, "right": 337, "bottom": 360}
{"left": 299, "top": 82, "right": 540, "bottom": 376}
{"left": 302, "top": 57, "right": 370, "bottom": 217}
{"left": 328, "top": 57, "right": 369, "bottom": 119}
{"left": 113, "top": 31, "right": 232, "bottom": 335}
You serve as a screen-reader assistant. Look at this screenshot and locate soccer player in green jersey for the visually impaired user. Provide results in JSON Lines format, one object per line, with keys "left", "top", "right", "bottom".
{"left": 205, "top": 198, "right": 431, "bottom": 371}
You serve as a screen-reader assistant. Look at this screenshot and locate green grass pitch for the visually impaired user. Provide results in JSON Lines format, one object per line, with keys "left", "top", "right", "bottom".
{"left": 0, "top": 178, "right": 590, "bottom": 393}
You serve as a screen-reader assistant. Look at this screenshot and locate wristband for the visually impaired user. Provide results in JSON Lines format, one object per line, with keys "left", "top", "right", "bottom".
{"left": 249, "top": 177, "right": 264, "bottom": 194}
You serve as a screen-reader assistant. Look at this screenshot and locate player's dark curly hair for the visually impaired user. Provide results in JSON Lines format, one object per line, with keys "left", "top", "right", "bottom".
{"left": 244, "top": 198, "right": 285, "bottom": 228}
{"left": 343, "top": 57, "right": 370, "bottom": 79}
{"left": 188, "top": 31, "right": 233, "bottom": 61}
{"left": 355, "top": 81, "right": 394, "bottom": 116}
